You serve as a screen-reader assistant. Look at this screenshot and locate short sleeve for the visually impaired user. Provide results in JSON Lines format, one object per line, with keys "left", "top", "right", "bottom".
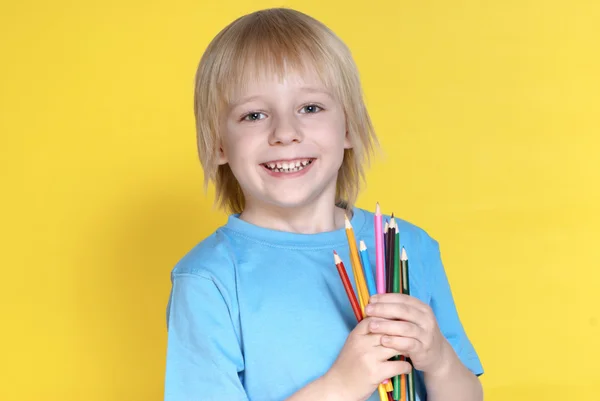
{"left": 426, "top": 238, "right": 484, "bottom": 377}
{"left": 164, "top": 273, "right": 249, "bottom": 401}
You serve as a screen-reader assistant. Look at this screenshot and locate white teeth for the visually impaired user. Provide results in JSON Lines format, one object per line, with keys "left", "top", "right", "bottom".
{"left": 263, "top": 159, "right": 313, "bottom": 173}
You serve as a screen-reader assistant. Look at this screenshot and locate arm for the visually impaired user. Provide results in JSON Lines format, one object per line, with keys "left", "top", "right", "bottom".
{"left": 423, "top": 340, "right": 483, "bottom": 401}
{"left": 424, "top": 238, "right": 484, "bottom": 401}
{"left": 164, "top": 272, "right": 248, "bottom": 401}
{"left": 364, "top": 235, "right": 484, "bottom": 401}
{"left": 283, "top": 376, "right": 343, "bottom": 401}
{"left": 166, "top": 271, "right": 406, "bottom": 401}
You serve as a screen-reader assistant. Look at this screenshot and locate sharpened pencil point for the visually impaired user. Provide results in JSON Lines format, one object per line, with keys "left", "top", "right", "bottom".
{"left": 333, "top": 251, "right": 342, "bottom": 264}
{"left": 359, "top": 240, "right": 367, "bottom": 251}
{"left": 376, "top": 202, "right": 381, "bottom": 215}
{"left": 344, "top": 215, "right": 352, "bottom": 229}
{"left": 401, "top": 247, "right": 407, "bottom": 261}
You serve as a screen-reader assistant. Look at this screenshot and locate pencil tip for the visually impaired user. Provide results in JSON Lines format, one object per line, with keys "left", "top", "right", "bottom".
{"left": 401, "top": 247, "right": 408, "bottom": 261}
{"left": 376, "top": 202, "right": 381, "bottom": 215}
{"left": 359, "top": 240, "right": 367, "bottom": 251}
{"left": 344, "top": 216, "right": 352, "bottom": 229}
{"left": 333, "top": 251, "right": 342, "bottom": 264}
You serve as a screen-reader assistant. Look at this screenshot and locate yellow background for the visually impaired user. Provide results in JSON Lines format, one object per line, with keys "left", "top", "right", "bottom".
{"left": 1, "top": 0, "right": 599, "bottom": 400}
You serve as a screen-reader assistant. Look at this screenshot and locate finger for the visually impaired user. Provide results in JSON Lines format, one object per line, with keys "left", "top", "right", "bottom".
{"left": 365, "top": 302, "right": 427, "bottom": 328}
{"left": 353, "top": 316, "right": 388, "bottom": 336}
{"left": 368, "top": 319, "right": 425, "bottom": 345}
{"left": 378, "top": 359, "right": 413, "bottom": 380}
{"left": 370, "top": 293, "right": 429, "bottom": 313}
{"left": 380, "top": 334, "right": 421, "bottom": 355}
{"left": 374, "top": 343, "right": 409, "bottom": 361}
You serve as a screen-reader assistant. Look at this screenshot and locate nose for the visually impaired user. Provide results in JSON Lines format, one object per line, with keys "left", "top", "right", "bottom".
{"left": 268, "top": 114, "right": 303, "bottom": 146}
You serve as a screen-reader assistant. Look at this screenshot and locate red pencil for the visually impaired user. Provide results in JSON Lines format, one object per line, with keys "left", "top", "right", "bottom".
{"left": 333, "top": 251, "right": 363, "bottom": 322}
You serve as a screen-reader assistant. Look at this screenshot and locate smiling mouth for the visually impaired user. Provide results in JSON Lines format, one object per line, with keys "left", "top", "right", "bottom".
{"left": 261, "top": 158, "right": 315, "bottom": 173}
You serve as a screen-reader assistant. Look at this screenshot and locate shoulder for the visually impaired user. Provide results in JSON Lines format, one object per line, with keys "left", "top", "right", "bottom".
{"left": 170, "top": 226, "right": 238, "bottom": 286}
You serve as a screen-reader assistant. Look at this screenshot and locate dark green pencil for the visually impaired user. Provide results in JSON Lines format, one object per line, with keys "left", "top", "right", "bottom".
{"left": 392, "top": 219, "right": 401, "bottom": 400}
{"left": 401, "top": 247, "right": 416, "bottom": 401}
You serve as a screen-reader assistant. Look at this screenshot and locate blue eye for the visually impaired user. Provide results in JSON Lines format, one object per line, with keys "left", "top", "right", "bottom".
{"left": 243, "top": 112, "right": 266, "bottom": 121}
{"left": 300, "top": 105, "right": 322, "bottom": 114}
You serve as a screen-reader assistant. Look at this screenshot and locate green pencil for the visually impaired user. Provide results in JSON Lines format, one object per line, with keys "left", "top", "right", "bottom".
{"left": 392, "top": 219, "right": 401, "bottom": 400}
{"left": 401, "top": 247, "right": 416, "bottom": 401}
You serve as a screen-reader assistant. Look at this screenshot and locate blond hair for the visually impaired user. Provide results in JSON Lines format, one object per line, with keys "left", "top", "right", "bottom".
{"left": 194, "top": 8, "right": 378, "bottom": 213}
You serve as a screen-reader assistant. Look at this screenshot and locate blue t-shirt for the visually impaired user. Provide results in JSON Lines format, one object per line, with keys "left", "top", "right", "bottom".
{"left": 164, "top": 207, "right": 483, "bottom": 401}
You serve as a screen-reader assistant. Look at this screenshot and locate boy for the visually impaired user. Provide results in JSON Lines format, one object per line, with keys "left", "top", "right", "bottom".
{"left": 164, "top": 8, "right": 483, "bottom": 401}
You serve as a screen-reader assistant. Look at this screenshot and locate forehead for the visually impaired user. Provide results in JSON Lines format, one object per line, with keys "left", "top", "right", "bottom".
{"left": 219, "top": 53, "right": 340, "bottom": 107}
{"left": 233, "top": 67, "right": 330, "bottom": 99}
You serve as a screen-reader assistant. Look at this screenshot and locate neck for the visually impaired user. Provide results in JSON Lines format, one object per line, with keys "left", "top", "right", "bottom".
{"left": 239, "top": 193, "right": 349, "bottom": 234}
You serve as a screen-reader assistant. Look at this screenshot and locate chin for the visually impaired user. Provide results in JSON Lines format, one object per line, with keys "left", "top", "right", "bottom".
{"left": 259, "top": 191, "right": 320, "bottom": 210}
{"left": 266, "top": 197, "right": 314, "bottom": 210}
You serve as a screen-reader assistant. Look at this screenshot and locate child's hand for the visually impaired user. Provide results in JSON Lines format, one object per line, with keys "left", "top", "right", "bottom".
{"left": 364, "top": 293, "right": 453, "bottom": 376}
{"left": 323, "top": 316, "right": 412, "bottom": 401}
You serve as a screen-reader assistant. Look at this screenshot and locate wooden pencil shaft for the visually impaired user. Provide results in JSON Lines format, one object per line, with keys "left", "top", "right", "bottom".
{"left": 407, "top": 368, "right": 415, "bottom": 401}
{"left": 401, "top": 259, "right": 409, "bottom": 295}
{"left": 386, "top": 226, "right": 394, "bottom": 293}
{"left": 334, "top": 256, "right": 363, "bottom": 322}
{"left": 393, "top": 231, "right": 400, "bottom": 293}
{"left": 345, "top": 221, "right": 370, "bottom": 309}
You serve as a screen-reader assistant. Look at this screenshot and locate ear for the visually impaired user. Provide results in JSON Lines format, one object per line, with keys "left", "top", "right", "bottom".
{"left": 343, "top": 129, "right": 353, "bottom": 150}
{"left": 217, "top": 142, "right": 228, "bottom": 165}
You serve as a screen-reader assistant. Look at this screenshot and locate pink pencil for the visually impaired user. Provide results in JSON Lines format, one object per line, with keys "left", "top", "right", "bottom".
{"left": 375, "top": 202, "right": 385, "bottom": 294}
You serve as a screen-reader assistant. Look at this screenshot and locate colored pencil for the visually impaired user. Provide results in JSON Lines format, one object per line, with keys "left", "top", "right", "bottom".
{"left": 374, "top": 203, "right": 385, "bottom": 294}
{"left": 345, "top": 216, "right": 370, "bottom": 310}
{"left": 391, "top": 219, "right": 401, "bottom": 401}
{"left": 401, "top": 248, "right": 416, "bottom": 401}
{"left": 334, "top": 250, "right": 388, "bottom": 401}
{"left": 383, "top": 220, "right": 389, "bottom": 293}
{"left": 359, "top": 240, "right": 377, "bottom": 296}
{"left": 378, "top": 384, "right": 388, "bottom": 401}
{"left": 333, "top": 251, "right": 362, "bottom": 322}
{"left": 387, "top": 216, "right": 395, "bottom": 293}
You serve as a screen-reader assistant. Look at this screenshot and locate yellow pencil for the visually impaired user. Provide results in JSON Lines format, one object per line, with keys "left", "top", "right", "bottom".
{"left": 344, "top": 215, "right": 370, "bottom": 309}
{"left": 378, "top": 383, "right": 388, "bottom": 401}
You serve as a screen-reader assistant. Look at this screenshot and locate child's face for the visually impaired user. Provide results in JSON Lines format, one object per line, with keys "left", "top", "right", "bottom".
{"left": 218, "top": 69, "right": 351, "bottom": 213}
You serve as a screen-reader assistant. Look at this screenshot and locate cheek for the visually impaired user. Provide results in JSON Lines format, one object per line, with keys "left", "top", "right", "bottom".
{"left": 223, "top": 135, "right": 259, "bottom": 169}
{"left": 222, "top": 124, "right": 252, "bottom": 158}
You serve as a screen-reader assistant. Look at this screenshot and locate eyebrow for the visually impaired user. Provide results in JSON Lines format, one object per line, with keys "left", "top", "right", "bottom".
{"left": 298, "top": 86, "right": 334, "bottom": 97}
{"left": 229, "top": 95, "right": 262, "bottom": 110}
{"left": 228, "top": 86, "right": 334, "bottom": 110}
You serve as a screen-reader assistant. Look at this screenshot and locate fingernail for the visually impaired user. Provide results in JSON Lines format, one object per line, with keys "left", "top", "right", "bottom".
{"left": 382, "top": 336, "right": 391, "bottom": 344}
{"left": 365, "top": 304, "right": 373, "bottom": 314}
{"left": 370, "top": 295, "right": 379, "bottom": 303}
{"left": 370, "top": 321, "right": 379, "bottom": 330}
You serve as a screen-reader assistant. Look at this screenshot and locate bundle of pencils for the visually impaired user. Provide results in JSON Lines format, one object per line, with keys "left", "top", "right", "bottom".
{"left": 333, "top": 203, "right": 416, "bottom": 401}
